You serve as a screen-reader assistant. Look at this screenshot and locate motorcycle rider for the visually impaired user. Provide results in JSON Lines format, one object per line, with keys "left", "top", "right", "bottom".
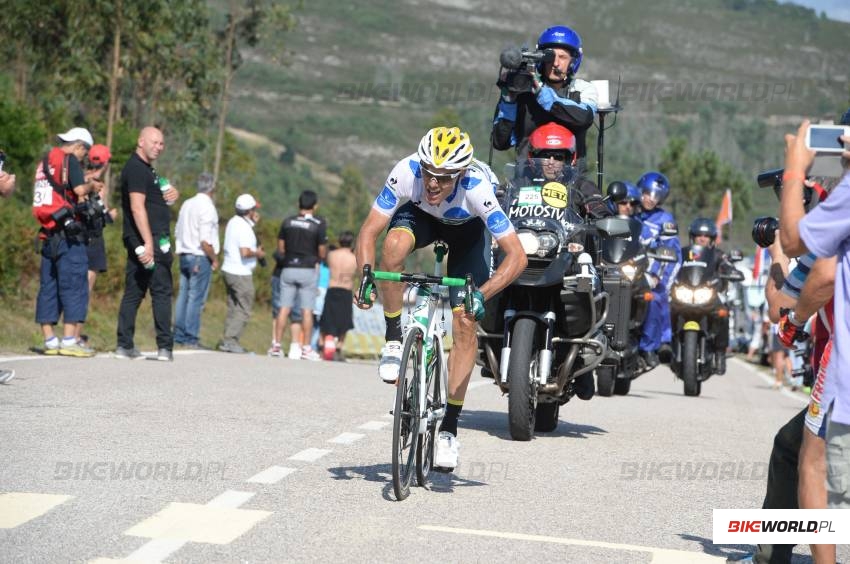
{"left": 611, "top": 182, "right": 641, "bottom": 218}
{"left": 681, "top": 217, "right": 733, "bottom": 374}
{"left": 355, "top": 127, "right": 527, "bottom": 470}
{"left": 636, "top": 171, "right": 681, "bottom": 367}
{"left": 492, "top": 25, "right": 598, "bottom": 170}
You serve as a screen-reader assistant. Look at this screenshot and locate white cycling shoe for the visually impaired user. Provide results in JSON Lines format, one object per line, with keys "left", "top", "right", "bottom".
{"left": 379, "top": 341, "right": 403, "bottom": 383}
{"left": 434, "top": 431, "right": 460, "bottom": 470}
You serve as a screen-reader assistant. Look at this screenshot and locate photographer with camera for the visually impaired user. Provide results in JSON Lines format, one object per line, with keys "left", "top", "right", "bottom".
{"left": 492, "top": 25, "right": 598, "bottom": 169}
{"left": 32, "top": 127, "right": 100, "bottom": 358}
{"left": 219, "top": 194, "right": 264, "bottom": 354}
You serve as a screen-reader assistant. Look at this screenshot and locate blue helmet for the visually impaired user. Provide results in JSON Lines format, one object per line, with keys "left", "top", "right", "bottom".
{"left": 537, "top": 26, "right": 583, "bottom": 75}
{"left": 637, "top": 171, "right": 670, "bottom": 205}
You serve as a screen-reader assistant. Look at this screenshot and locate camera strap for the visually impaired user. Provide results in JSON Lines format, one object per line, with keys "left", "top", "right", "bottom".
{"left": 41, "top": 153, "right": 75, "bottom": 209}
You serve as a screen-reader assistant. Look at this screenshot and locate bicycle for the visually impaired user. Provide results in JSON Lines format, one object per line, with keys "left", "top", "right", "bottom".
{"left": 356, "top": 242, "right": 475, "bottom": 501}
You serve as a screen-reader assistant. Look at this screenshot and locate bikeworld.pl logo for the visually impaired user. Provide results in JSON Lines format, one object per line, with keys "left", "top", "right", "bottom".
{"left": 713, "top": 509, "right": 849, "bottom": 544}
{"left": 54, "top": 460, "right": 228, "bottom": 481}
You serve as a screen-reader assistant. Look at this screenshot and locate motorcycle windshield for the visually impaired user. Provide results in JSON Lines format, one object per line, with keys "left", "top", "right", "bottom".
{"left": 679, "top": 245, "right": 716, "bottom": 286}
{"left": 601, "top": 217, "right": 643, "bottom": 264}
{"left": 505, "top": 159, "right": 582, "bottom": 228}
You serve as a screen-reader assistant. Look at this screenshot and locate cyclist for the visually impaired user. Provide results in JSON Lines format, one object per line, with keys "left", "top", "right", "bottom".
{"left": 355, "top": 127, "right": 527, "bottom": 470}
{"left": 636, "top": 171, "right": 681, "bottom": 367}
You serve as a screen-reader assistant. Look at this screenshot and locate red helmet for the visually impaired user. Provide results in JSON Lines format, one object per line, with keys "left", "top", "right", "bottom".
{"left": 528, "top": 123, "right": 576, "bottom": 164}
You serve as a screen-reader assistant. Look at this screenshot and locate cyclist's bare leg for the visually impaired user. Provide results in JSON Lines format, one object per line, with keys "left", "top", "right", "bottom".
{"left": 447, "top": 310, "right": 477, "bottom": 402}
{"left": 378, "top": 228, "right": 415, "bottom": 318}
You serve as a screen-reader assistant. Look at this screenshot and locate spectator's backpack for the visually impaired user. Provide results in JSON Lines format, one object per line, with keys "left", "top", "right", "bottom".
{"left": 32, "top": 148, "right": 75, "bottom": 232}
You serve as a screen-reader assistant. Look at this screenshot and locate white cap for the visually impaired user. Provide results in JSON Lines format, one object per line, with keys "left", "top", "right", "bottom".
{"left": 57, "top": 127, "right": 94, "bottom": 147}
{"left": 235, "top": 194, "right": 258, "bottom": 211}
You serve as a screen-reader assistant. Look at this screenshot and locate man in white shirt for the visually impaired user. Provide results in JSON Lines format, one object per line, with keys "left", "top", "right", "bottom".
{"left": 219, "top": 194, "right": 264, "bottom": 353}
{"left": 173, "top": 173, "right": 220, "bottom": 348}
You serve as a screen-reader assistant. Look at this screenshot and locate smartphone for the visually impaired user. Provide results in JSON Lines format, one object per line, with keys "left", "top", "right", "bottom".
{"left": 805, "top": 124, "right": 850, "bottom": 153}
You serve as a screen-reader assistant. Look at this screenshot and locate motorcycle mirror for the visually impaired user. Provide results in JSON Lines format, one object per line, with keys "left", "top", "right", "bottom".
{"left": 720, "top": 269, "right": 745, "bottom": 282}
{"left": 728, "top": 249, "right": 744, "bottom": 262}
{"left": 594, "top": 217, "right": 631, "bottom": 238}
{"left": 649, "top": 245, "right": 678, "bottom": 263}
{"left": 606, "top": 181, "right": 628, "bottom": 202}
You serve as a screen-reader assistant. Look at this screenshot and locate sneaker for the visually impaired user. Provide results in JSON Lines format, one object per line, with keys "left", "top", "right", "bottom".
{"left": 59, "top": 340, "right": 95, "bottom": 358}
{"left": 268, "top": 342, "right": 282, "bottom": 357}
{"left": 301, "top": 346, "right": 321, "bottom": 361}
{"left": 287, "top": 343, "right": 301, "bottom": 360}
{"left": 379, "top": 341, "right": 403, "bottom": 383}
{"left": 154, "top": 348, "right": 173, "bottom": 362}
{"left": 218, "top": 341, "right": 247, "bottom": 354}
{"left": 115, "top": 346, "right": 143, "bottom": 360}
{"left": 0, "top": 369, "right": 15, "bottom": 384}
{"left": 434, "top": 431, "right": 460, "bottom": 470}
{"left": 44, "top": 339, "right": 60, "bottom": 356}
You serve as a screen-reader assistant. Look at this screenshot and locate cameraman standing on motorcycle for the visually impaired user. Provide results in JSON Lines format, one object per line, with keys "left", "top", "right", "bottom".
{"left": 355, "top": 127, "right": 527, "bottom": 470}
{"left": 636, "top": 171, "right": 681, "bottom": 367}
{"left": 492, "top": 25, "right": 598, "bottom": 171}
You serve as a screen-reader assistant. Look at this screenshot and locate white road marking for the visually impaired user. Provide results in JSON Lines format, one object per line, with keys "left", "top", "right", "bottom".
{"left": 125, "top": 502, "right": 271, "bottom": 545}
{"left": 328, "top": 432, "right": 365, "bottom": 444}
{"left": 125, "top": 538, "right": 187, "bottom": 562}
{"left": 419, "top": 525, "right": 725, "bottom": 562}
{"left": 358, "top": 420, "right": 389, "bottom": 431}
{"left": 205, "top": 490, "right": 255, "bottom": 509}
{"left": 0, "top": 492, "right": 73, "bottom": 528}
{"left": 288, "top": 448, "right": 332, "bottom": 462}
{"left": 246, "top": 466, "right": 297, "bottom": 484}
{"left": 732, "top": 358, "right": 807, "bottom": 405}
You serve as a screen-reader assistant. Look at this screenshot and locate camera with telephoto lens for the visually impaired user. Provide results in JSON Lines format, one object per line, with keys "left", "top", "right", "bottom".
{"left": 50, "top": 206, "right": 84, "bottom": 239}
{"left": 76, "top": 193, "right": 108, "bottom": 234}
{"left": 757, "top": 167, "right": 815, "bottom": 206}
{"left": 752, "top": 216, "right": 779, "bottom": 248}
{"left": 497, "top": 46, "right": 556, "bottom": 95}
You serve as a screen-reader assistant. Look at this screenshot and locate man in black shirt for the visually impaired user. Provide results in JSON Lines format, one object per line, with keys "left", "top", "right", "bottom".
{"left": 115, "top": 126, "right": 180, "bottom": 361}
{"left": 271, "top": 190, "right": 328, "bottom": 361}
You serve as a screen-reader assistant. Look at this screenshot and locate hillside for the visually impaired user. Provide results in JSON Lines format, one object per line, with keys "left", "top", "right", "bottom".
{"left": 228, "top": 0, "right": 849, "bottom": 249}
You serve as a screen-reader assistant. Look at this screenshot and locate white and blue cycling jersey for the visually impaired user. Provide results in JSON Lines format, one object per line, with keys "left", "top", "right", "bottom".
{"left": 371, "top": 154, "right": 514, "bottom": 240}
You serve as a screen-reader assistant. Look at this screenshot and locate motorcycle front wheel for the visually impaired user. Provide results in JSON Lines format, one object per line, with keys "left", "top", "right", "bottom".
{"left": 682, "top": 331, "right": 701, "bottom": 397}
{"left": 508, "top": 318, "right": 538, "bottom": 441}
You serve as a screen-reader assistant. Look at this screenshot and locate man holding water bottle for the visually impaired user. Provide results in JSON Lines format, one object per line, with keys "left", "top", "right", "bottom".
{"left": 115, "top": 126, "right": 180, "bottom": 361}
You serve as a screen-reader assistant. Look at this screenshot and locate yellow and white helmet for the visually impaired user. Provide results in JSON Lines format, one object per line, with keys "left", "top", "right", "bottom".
{"left": 417, "top": 127, "right": 474, "bottom": 170}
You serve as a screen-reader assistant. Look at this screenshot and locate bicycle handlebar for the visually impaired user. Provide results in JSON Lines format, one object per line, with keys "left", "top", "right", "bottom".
{"left": 356, "top": 264, "right": 476, "bottom": 314}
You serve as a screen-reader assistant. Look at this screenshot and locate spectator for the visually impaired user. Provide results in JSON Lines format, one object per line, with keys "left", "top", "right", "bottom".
{"left": 115, "top": 126, "right": 179, "bottom": 361}
{"left": 778, "top": 119, "right": 850, "bottom": 509}
{"left": 219, "top": 194, "right": 264, "bottom": 354}
{"left": 320, "top": 232, "right": 357, "bottom": 361}
{"left": 75, "top": 144, "right": 115, "bottom": 348}
{"left": 271, "top": 190, "right": 327, "bottom": 361}
{"left": 173, "top": 172, "right": 220, "bottom": 348}
{"left": 1, "top": 154, "right": 16, "bottom": 382}
{"left": 32, "top": 127, "right": 98, "bottom": 358}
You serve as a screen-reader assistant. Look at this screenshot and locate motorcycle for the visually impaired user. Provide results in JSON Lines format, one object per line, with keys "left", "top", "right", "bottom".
{"left": 595, "top": 185, "right": 678, "bottom": 396}
{"left": 669, "top": 245, "right": 744, "bottom": 396}
{"left": 477, "top": 159, "right": 631, "bottom": 440}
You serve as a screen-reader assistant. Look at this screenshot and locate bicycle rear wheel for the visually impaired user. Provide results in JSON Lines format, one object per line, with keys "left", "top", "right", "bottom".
{"left": 416, "top": 335, "right": 444, "bottom": 486}
{"left": 392, "top": 328, "right": 423, "bottom": 501}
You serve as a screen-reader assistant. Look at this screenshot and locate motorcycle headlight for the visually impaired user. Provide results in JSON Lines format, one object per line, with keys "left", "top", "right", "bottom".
{"left": 673, "top": 286, "right": 694, "bottom": 303}
{"left": 536, "top": 232, "right": 559, "bottom": 257}
{"left": 621, "top": 264, "right": 637, "bottom": 281}
{"left": 517, "top": 230, "right": 539, "bottom": 256}
{"left": 693, "top": 287, "right": 716, "bottom": 305}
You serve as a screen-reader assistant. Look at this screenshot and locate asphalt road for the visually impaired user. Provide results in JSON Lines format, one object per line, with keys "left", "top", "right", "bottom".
{"left": 0, "top": 351, "right": 843, "bottom": 563}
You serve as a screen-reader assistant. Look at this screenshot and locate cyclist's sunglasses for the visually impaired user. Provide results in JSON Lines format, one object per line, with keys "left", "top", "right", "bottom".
{"left": 420, "top": 163, "right": 463, "bottom": 181}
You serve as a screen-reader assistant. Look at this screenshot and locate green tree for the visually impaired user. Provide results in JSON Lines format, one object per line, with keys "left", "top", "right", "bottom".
{"left": 323, "top": 164, "right": 371, "bottom": 236}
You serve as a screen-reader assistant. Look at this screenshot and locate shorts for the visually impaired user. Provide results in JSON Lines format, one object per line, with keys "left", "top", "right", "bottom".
{"left": 280, "top": 267, "right": 318, "bottom": 312}
{"left": 272, "top": 273, "right": 303, "bottom": 323}
{"left": 770, "top": 330, "right": 785, "bottom": 353}
{"left": 388, "top": 201, "right": 491, "bottom": 308}
{"left": 319, "top": 287, "right": 354, "bottom": 337}
{"left": 86, "top": 236, "right": 108, "bottom": 273}
{"left": 805, "top": 339, "right": 831, "bottom": 438}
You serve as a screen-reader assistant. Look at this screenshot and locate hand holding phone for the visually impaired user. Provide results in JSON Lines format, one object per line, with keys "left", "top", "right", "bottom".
{"left": 805, "top": 124, "right": 850, "bottom": 154}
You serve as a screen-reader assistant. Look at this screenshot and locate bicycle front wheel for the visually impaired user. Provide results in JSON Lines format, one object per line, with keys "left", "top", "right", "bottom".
{"left": 416, "top": 334, "right": 444, "bottom": 486}
{"left": 392, "top": 327, "right": 423, "bottom": 501}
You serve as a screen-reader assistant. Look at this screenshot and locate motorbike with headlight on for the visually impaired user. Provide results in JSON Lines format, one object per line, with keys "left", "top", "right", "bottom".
{"left": 668, "top": 244, "right": 745, "bottom": 396}
{"left": 595, "top": 185, "right": 679, "bottom": 396}
{"left": 477, "top": 158, "right": 631, "bottom": 440}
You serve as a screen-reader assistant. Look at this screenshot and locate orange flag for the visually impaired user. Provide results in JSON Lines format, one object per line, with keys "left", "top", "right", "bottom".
{"left": 715, "top": 189, "right": 733, "bottom": 244}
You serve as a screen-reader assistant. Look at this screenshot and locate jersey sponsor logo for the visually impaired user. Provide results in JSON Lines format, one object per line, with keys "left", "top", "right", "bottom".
{"left": 509, "top": 204, "right": 566, "bottom": 221}
{"left": 444, "top": 207, "right": 471, "bottom": 220}
{"left": 541, "top": 182, "right": 567, "bottom": 209}
{"left": 408, "top": 159, "right": 421, "bottom": 178}
{"left": 487, "top": 210, "right": 511, "bottom": 235}
{"left": 459, "top": 176, "right": 481, "bottom": 190}
{"left": 376, "top": 186, "right": 398, "bottom": 210}
{"left": 389, "top": 176, "right": 398, "bottom": 186}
